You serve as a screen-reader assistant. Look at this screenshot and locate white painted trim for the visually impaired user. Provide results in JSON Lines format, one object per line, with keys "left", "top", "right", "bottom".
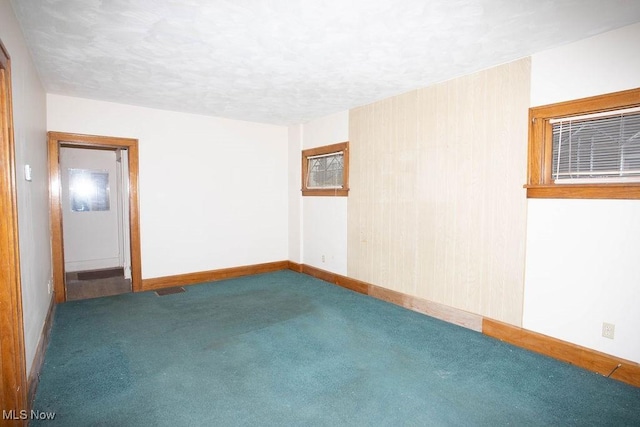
{"left": 65, "top": 257, "right": 120, "bottom": 272}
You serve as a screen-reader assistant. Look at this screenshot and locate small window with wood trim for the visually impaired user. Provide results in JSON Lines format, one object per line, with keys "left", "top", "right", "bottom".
{"left": 301, "top": 141, "right": 349, "bottom": 196}
{"left": 526, "top": 88, "right": 640, "bottom": 199}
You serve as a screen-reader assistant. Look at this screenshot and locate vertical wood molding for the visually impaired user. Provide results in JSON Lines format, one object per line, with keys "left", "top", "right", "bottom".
{"left": 0, "top": 38, "right": 28, "bottom": 419}
{"left": 348, "top": 58, "right": 531, "bottom": 325}
{"left": 126, "top": 142, "right": 143, "bottom": 292}
{"left": 48, "top": 132, "right": 143, "bottom": 302}
{"left": 48, "top": 136, "right": 65, "bottom": 303}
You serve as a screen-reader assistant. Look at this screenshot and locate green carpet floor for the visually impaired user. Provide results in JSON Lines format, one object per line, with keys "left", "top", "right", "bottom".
{"left": 32, "top": 270, "right": 640, "bottom": 426}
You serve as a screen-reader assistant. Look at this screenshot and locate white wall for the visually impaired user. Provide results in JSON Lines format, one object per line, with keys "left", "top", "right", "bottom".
{"left": 47, "top": 94, "right": 289, "bottom": 279}
{"left": 0, "top": 0, "right": 51, "bottom": 374}
{"left": 297, "top": 111, "right": 349, "bottom": 274}
{"left": 60, "top": 147, "right": 121, "bottom": 271}
{"left": 524, "top": 22, "right": 640, "bottom": 362}
{"left": 530, "top": 22, "right": 640, "bottom": 108}
{"left": 287, "top": 125, "right": 302, "bottom": 263}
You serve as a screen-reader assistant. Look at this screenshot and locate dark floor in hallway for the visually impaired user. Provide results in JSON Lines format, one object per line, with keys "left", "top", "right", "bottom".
{"left": 65, "top": 267, "right": 131, "bottom": 301}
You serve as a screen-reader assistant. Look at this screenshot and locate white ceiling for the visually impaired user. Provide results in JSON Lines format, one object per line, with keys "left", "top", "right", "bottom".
{"left": 11, "top": 0, "right": 640, "bottom": 125}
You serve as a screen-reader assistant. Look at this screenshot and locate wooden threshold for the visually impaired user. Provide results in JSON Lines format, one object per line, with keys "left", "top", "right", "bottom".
{"left": 141, "top": 260, "right": 289, "bottom": 291}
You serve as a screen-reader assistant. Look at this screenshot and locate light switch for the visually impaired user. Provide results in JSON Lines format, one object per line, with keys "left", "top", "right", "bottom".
{"left": 24, "top": 164, "right": 32, "bottom": 181}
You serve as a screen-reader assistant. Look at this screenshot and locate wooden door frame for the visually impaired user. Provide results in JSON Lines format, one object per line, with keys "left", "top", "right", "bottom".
{"left": 0, "top": 39, "right": 28, "bottom": 417}
{"left": 48, "top": 132, "right": 143, "bottom": 303}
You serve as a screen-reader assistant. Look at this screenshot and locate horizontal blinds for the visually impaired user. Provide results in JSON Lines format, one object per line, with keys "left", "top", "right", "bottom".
{"left": 552, "top": 110, "right": 640, "bottom": 182}
{"left": 306, "top": 152, "right": 344, "bottom": 188}
{"left": 307, "top": 151, "right": 343, "bottom": 160}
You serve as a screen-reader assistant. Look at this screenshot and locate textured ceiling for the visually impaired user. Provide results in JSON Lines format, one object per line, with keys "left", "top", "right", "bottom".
{"left": 11, "top": 0, "right": 640, "bottom": 125}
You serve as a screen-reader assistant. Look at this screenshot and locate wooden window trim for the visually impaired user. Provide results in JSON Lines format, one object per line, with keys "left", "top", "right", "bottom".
{"left": 301, "top": 141, "right": 349, "bottom": 197}
{"left": 526, "top": 87, "right": 640, "bottom": 199}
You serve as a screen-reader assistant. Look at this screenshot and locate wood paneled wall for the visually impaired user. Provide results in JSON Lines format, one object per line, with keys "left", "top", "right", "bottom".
{"left": 348, "top": 58, "right": 530, "bottom": 325}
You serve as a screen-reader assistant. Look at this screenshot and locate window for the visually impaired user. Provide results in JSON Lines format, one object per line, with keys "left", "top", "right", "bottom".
{"left": 552, "top": 109, "right": 640, "bottom": 183}
{"left": 69, "top": 169, "right": 110, "bottom": 211}
{"left": 526, "top": 88, "right": 640, "bottom": 199}
{"left": 301, "top": 141, "right": 349, "bottom": 196}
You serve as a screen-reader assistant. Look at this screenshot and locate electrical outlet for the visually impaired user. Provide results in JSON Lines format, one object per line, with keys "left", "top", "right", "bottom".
{"left": 321, "top": 255, "right": 326, "bottom": 263}
{"left": 602, "top": 322, "right": 615, "bottom": 340}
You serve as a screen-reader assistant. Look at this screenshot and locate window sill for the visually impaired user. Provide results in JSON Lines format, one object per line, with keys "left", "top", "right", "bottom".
{"left": 302, "top": 188, "right": 349, "bottom": 197}
{"left": 524, "top": 184, "right": 640, "bottom": 199}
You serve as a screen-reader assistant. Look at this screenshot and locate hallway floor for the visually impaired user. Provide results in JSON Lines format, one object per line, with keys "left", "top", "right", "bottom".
{"left": 65, "top": 268, "right": 131, "bottom": 301}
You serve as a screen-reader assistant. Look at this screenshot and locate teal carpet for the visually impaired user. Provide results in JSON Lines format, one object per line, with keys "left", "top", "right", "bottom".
{"left": 33, "top": 271, "right": 640, "bottom": 426}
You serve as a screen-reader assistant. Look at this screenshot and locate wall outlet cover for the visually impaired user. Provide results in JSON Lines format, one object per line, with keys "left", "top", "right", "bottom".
{"left": 602, "top": 322, "right": 615, "bottom": 340}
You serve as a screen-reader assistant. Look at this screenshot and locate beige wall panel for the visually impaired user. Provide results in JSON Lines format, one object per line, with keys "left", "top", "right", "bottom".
{"left": 349, "top": 58, "right": 530, "bottom": 325}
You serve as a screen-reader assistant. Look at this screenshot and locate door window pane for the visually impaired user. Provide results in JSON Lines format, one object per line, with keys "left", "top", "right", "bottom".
{"left": 69, "top": 168, "right": 110, "bottom": 212}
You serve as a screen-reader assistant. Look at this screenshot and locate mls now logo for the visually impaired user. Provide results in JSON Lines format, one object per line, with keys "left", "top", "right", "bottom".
{"left": 2, "top": 410, "right": 56, "bottom": 420}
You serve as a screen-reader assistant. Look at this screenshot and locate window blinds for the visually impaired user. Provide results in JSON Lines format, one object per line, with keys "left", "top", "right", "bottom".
{"left": 552, "top": 108, "right": 640, "bottom": 183}
{"left": 306, "top": 152, "right": 344, "bottom": 189}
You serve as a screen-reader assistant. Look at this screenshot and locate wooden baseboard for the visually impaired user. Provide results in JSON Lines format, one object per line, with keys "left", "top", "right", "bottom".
{"left": 369, "top": 285, "right": 483, "bottom": 331}
{"left": 141, "top": 260, "right": 290, "bottom": 291}
{"left": 28, "top": 293, "right": 56, "bottom": 406}
{"left": 293, "top": 263, "right": 639, "bottom": 387}
{"left": 288, "top": 261, "right": 303, "bottom": 273}
{"left": 297, "top": 264, "right": 482, "bottom": 332}
{"left": 483, "top": 318, "right": 640, "bottom": 388}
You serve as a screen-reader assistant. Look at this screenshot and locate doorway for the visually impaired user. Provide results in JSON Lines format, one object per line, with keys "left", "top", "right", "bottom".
{"left": 48, "top": 132, "right": 142, "bottom": 303}
{"left": 60, "top": 146, "right": 131, "bottom": 300}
